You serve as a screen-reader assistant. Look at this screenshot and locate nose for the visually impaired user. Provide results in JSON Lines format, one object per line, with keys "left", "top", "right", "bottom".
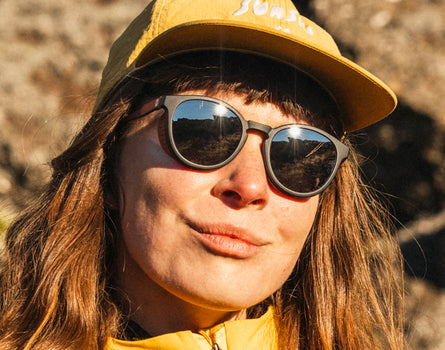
{"left": 211, "top": 132, "right": 269, "bottom": 209}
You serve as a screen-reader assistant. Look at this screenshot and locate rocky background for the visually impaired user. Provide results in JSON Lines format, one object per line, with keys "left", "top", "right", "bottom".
{"left": 0, "top": 0, "right": 444, "bottom": 348}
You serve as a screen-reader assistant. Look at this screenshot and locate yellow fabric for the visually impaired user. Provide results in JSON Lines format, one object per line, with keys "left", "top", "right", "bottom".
{"left": 104, "top": 307, "right": 278, "bottom": 350}
{"left": 94, "top": 0, "right": 397, "bottom": 131}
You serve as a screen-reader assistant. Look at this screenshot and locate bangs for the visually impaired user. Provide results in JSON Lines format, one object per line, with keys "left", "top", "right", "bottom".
{"left": 123, "top": 51, "right": 343, "bottom": 136}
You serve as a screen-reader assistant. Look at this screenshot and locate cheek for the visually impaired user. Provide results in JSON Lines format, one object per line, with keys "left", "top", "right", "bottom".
{"left": 258, "top": 197, "right": 318, "bottom": 293}
{"left": 276, "top": 196, "right": 319, "bottom": 244}
{"left": 117, "top": 125, "right": 177, "bottom": 210}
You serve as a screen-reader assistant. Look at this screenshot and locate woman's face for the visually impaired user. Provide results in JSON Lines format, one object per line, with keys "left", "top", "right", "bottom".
{"left": 117, "top": 90, "right": 319, "bottom": 320}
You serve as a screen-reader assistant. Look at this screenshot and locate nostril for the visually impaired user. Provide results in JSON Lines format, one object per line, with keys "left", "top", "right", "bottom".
{"left": 250, "top": 199, "right": 265, "bottom": 206}
{"left": 223, "top": 190, "right": 241, "bottom": 201}
{"left": 222, "top": 190, "right": 265, "bottom": 206}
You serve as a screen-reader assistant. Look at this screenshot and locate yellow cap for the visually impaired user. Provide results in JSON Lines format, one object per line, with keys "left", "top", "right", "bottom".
{"left": 94, "top": 0, "right": 397, "bottom": 131}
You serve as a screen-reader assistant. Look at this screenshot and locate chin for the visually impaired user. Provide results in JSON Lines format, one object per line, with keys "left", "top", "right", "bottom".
{"left": 169, "top": 282, "right": 277, "bottom": 312}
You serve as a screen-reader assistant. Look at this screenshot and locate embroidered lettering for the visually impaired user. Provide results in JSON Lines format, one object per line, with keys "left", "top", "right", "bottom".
{"left": 297, "top": 16, "right": 314, "bottom": 35}
{"left": 284, "top": 9, "right": 298, "bottom": 22}
{"left": 298, "top": 16, "right": 305, "bottom": 28}
{"left": 275, "top": 26, "right": 291, "bottom": 33}
{"left": 233, "top": 0, "right": 252, "bottom": 16}
{"left": 253, "top": 0, "right": 268, "bottom": 16}
{"left": 232, "top": 1, "right": 314, "bottom": 36}
{"left": 269, "top": 5, "right": 285, "bottom": 19}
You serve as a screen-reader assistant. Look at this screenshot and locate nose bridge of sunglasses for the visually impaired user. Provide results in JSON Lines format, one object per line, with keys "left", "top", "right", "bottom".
{"left": 246, "top": 120, "right": 272, "bottom": 138}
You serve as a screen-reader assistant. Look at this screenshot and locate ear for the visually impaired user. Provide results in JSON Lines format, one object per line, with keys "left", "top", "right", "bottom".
{"left": 104, "top": 187, "right": 120, "bottom": 212}
{"left": 103, "top": 171, "right": 122, "bottom": 212}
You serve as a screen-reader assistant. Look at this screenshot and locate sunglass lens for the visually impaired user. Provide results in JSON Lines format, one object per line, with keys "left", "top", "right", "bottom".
{"left": 270, "top": 127, "right": 338, "bottom": 194}
{"left": 171, "top": 100, "right": 243, "bottom": 166}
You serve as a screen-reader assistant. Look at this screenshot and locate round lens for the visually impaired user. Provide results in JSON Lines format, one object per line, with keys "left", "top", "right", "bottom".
{"left": 269, "top": 127, "right": 337, "bottom": 193}
{"left": 171, "top": 100, "right": 243, "bottom": 166}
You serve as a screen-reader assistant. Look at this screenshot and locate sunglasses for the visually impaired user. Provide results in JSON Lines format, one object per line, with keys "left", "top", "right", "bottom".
{"left": 128, "top": 95, "right": 349, "bottom": 198}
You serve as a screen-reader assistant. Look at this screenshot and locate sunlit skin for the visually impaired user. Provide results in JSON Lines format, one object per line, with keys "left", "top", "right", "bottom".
{"left": 116, "top": 90, "right": 319, "bottom": 336}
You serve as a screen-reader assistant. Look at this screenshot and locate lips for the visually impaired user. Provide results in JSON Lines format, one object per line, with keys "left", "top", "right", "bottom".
{"left": 186, "top": 221, "right": 267, "bottom": 258}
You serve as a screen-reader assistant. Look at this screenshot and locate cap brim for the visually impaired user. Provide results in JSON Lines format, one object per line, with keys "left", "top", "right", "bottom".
{"left": 134, "top": 21, "right": 397, "bottom": 131}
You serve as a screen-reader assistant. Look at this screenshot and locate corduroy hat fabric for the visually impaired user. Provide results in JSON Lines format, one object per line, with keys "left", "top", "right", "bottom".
{"left": 94, "top": 0, "right": 397, "bottom": 131}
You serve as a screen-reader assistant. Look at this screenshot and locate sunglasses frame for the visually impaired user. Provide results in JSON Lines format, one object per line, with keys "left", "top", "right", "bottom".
{"left": 129, "top": 95, "right": 350, "bottom": 198}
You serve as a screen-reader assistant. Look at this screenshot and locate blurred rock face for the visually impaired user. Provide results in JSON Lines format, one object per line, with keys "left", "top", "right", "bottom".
{"left": 0, "top": 0, "right": 444, "bottom": 349}
{"left": 0, "top": 0, "right": 150, "bottom": 214}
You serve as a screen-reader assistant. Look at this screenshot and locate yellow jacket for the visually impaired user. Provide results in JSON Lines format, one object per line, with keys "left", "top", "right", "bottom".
{"left": 104, "top": 307, "right": 278, "bottom": 350}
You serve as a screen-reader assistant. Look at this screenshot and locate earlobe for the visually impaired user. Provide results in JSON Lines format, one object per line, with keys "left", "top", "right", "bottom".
{"left": 104, "top": 188, "right": 120, "bottom": 211}
{"left": 103, "top": 174, "right": 126, "bottom": 214}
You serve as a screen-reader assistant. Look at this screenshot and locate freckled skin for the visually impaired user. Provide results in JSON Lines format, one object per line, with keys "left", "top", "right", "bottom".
{"left": 116, "top": 90, "right": 319, "bottom": 335}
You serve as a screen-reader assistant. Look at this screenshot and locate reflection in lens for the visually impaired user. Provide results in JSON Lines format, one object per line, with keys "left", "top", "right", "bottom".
{"left": 172, "top": 100, "right": 243, "bottom": 165}
{"left": 270, "top": 128, "right": 337, "bottom": 193}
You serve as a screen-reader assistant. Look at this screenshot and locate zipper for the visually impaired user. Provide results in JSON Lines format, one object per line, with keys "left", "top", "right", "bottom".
{"left": 198, "top": 330, "right": 222, "bottom": 350}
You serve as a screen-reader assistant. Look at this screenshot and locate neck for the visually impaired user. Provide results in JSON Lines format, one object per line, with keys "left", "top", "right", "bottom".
{"left": 117, "top": 251, "right": 246, "bottom": 336}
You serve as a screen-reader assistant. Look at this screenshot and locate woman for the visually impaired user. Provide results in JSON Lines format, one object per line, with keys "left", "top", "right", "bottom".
{"left": 0, "top": 0, "right": 405, "bottom": 349}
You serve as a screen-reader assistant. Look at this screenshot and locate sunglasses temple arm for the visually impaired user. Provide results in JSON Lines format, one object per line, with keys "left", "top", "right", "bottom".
{"left": 127, "top": 97, "right": 164, "bottom": 121}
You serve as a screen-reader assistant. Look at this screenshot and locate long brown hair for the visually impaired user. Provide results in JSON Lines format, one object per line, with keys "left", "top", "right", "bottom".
{"left": 0, "top": 52, "right": 404, "bottom": 349}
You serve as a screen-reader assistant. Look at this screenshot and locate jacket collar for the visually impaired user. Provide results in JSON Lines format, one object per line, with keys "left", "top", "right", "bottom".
{"left": 105, "top": 306, "right": 278, "bottom": 350}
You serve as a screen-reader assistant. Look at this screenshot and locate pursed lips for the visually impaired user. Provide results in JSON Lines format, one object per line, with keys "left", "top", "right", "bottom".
{"left": 185, "top": 219, "right": 270, "bottom": 258}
